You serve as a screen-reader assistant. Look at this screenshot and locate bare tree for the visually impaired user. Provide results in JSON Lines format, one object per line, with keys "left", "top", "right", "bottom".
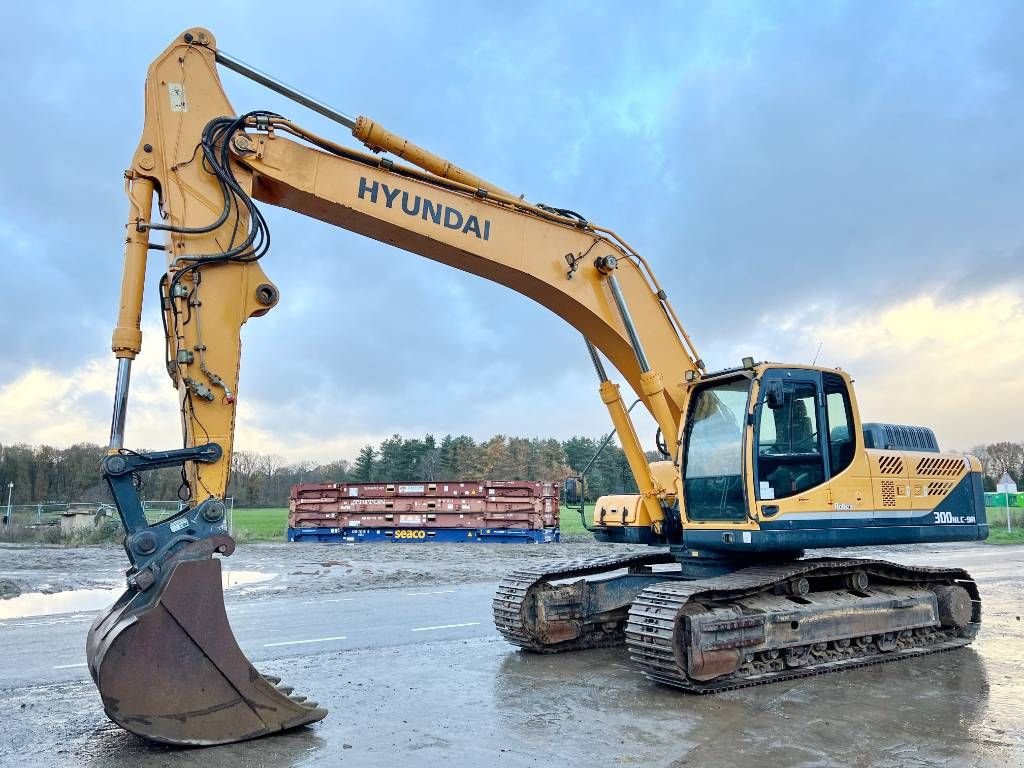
{"left": 986, "top": 442, "right": 1024, "bottom": 484}
{"left": 968, "top": 444, "right": 993, "bottom": 478}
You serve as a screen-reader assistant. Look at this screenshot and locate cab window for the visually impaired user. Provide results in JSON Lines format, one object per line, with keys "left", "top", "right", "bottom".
{"left": 823, "top": 373, "right": 856, "bottom": 476}
{"left": 757, "top": 380, "right": 825, "bottom": 499}
{"left": 683, "top": 378, "right": 750, "bottom": 521}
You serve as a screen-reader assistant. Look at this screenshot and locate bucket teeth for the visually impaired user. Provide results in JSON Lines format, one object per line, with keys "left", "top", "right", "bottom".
{"left": 86, "top": 556, "right": 328, "bottom": 746}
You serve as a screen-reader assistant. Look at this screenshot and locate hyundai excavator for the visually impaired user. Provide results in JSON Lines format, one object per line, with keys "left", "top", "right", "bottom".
{"left": 88, "top": 28, "right": 989, "bottom": 746}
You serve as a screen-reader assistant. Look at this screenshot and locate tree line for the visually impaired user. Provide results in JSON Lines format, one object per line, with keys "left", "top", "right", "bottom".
{"left": 0, "top": 433, "right": 640, "bottom": 509}
{"left": 4, "top": 438, "right": 1021, "bottom": 510}
{"left": 969, "top": 442, "right": 1024, "bottom": 491}
{"left": 230, "top": 433, "right": 639, "bottom": 507}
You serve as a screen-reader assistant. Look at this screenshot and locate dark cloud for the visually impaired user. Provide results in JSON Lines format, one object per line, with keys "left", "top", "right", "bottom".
{"left": 0, "top": 1, "right": 1019, "bottom": 455}
{"left": 653, "top": 2, "right": 1024, "bottom": 345}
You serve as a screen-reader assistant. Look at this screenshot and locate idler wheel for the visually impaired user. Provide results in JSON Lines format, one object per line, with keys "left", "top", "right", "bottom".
{"left": 932, "top": 584, "right": 973, "bottom": 629}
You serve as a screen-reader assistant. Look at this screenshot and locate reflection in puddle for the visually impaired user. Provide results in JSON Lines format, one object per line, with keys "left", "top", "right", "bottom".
{"left": 0, "top": 569, "right": 276, "bottom": 620}
{"left": 0, "top": 588, "right": 120, "bottom": 620}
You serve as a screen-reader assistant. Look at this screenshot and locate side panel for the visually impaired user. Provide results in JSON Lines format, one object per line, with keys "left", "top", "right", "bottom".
{"left": 826, "top": 449, "right": 874, "bottom": 526}
{"left": 686, "top": 470, "right": 988, "bottom": 553}
{"left": 867, "top": 448, "right": 913, "bottom": 520}
{"left": 592, "top": 495, "right": 646, "bottom": 528}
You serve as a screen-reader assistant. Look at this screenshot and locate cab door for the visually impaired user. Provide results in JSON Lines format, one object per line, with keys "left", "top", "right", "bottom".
{"left": 753, "top": 370, "right": 830, "bottom": 523}
{"left": 820, "top": 372, "right": 873, "bottom": 522}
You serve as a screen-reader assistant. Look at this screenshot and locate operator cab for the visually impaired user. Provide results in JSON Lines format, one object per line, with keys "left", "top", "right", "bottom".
{"left": 679, "top": 363, "right": 986, "bottom": 553}
{"left": 681, "top": 365, "right": 856, "bottom": 523}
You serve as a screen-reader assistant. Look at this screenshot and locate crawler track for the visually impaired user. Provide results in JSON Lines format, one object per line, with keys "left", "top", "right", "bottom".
{"left": 625, "top": 558, "right": 980, "bottom": 693}
{"left": 492, "top": 551, "right": 677, "bottom": 652}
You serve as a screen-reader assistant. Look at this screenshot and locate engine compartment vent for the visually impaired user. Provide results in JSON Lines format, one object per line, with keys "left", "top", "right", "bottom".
{"left": 863, "top": 423, "right": 939, "bottom": 453}
{"left": 880, "top": 480, "right": 897, "bottom": 507}
{"left": 916, "top": 457, "right": 965, "bottom": 477}
{"left": 927, "top": 481, "right": 954, "bottom": 496}
{"left": 877, "top": 455, "right": 905, "bottom": 475}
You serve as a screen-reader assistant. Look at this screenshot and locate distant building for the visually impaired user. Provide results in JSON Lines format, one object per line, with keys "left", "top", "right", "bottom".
{"left": 996, "top": 472, "right": 1018, "bottom": 494}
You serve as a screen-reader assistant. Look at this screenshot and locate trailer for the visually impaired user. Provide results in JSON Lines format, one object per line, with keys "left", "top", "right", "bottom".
{"left": 288, "top": 479, "right": 560, "bottom": 543}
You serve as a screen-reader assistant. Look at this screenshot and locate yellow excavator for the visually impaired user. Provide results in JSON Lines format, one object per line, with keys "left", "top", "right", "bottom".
{"left": 88, "top": 28, "right": 988, "bottom": 746}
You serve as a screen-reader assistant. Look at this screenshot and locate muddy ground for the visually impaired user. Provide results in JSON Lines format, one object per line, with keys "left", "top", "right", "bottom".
{"left": 1, "top": 540, "right": 1022, "bottom": 767}
{"left": 0, "top": 539, "right": 1004, "bottom": 602}
{"left": 0, "top": 539, "right": 646, "bottom": 601}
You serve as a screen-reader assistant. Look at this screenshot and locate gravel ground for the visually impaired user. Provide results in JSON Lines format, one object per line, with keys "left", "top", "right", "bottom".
{"left": 0, "top": 539, "right": 1021, "bottom": 767}
{"left": 2, "top": 539, "right": 1006, "bottom": 603}
{"left": 0, "top": 539, "right": 650, "bottom": 602}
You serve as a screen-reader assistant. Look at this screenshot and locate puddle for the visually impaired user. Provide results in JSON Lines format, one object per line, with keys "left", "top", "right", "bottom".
{"left": 222, "top": 569, "right": 274, "bottom": 588}
{"left": 0, "top": 569, "right": 276, "bottom": 620}
{"left": 0, "top": 588, "right": 121, "bottom": 620}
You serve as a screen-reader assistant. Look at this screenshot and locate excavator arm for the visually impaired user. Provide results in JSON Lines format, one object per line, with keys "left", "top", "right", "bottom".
{"left": 90, "top": 28, "right": 703, "bottom": 745}
{"left": 111, "top": 29, "right": 704, "bottom": 534}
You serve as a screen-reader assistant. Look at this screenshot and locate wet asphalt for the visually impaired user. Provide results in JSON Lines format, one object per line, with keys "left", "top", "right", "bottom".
{"left": 0, "top": 543, "right": 1021, "bottom": 767}
{"left": 1, "top": 584, "right": 495, "bottom": 688}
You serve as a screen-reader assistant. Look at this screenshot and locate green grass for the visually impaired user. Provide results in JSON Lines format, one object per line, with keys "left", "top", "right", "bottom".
{"left": 559, "top": 504, "right": 595, "bottom": 537}
{"left": 229, "top": 505, "right": 597, "bottom": 541}
{"left": 983, "top": 510, "right": 1024, "bottom": 545}
{"left": 231, "top": 507, "right": 288, "bottom": 541}
{"left": 985, "top": 527, "right": 1024, "bottom": 545}
{"left": 229, "top": 504, "right": 1024, "bottom": 547}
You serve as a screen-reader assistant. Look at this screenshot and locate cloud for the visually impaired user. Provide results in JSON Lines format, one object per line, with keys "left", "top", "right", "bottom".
{"left": 711, "top": 285, "right": 1024, "bottom": 450}
{"left": 651, "top": 2, "right": 1024, "bottom": 338}
{"left": 0, "top": 349, "right": 179, "bottom": 451}
{"left": 0, "top": 1, "right": 1021, "bottom": 461}
{"left": 0, "top": 321, "right": 623, "bottom": 463}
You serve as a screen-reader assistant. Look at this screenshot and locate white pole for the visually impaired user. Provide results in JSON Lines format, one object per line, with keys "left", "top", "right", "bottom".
{"left": 5, "top": 482, "right": 13, "bottom": 529}
{"left": 1007, "top": 494, "right": 1012, "bottom": 533}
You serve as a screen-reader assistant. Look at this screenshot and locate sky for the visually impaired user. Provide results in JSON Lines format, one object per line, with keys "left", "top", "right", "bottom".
{"left": 0, "top": 1, "right": 1020, "bottom": 462}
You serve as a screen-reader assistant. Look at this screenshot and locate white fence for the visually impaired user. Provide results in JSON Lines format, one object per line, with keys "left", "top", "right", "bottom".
{"left": 1, "top": 498, "right": 235, "bottom": 534}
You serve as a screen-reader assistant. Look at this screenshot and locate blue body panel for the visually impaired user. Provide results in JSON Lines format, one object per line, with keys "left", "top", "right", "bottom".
{"left": 288, "top": 526, "right": 559, "bottom": 544}
{"left": 683, "top": 522, "right": 986, "bottom": 553}
{"left": 594, "top": 472, "right": 989, "bottom": 555}
{"left": 685, "top": 471, "right": 988, "bottom": 553}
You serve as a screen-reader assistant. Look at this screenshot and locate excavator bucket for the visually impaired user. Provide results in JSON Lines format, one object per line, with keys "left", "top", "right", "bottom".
{"left": 86, "top": 549, "right": 326, "bottom": 746}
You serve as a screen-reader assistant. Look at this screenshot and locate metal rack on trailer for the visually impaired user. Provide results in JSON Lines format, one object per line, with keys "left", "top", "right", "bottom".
{"left": 288, "top": 480, "right": 560, "bottom": 543}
